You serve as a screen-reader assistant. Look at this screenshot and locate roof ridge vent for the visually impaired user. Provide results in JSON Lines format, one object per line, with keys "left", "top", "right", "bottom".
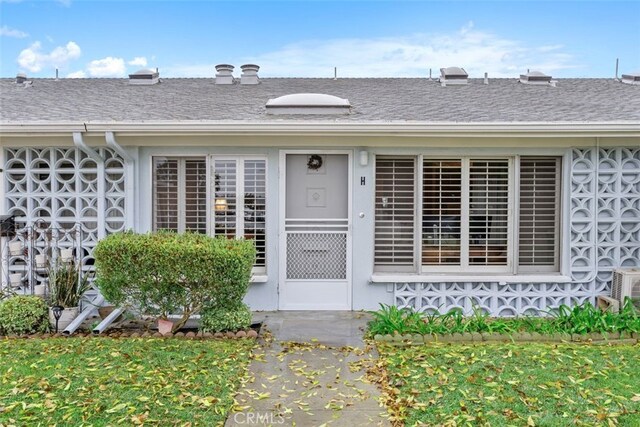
{"left": 128, "top": 68, "right": 160, "bottom": 85}
{"left": 215, "top": 64, "right": 235, "bottom": 85}
{"left": 266, "top": 93, "right": 351, "bottom": 115}
{"left": 621, "top": 72, "right": 640, "bottom": 85}
{"left": 439, "top": 67, "right": 468, "bottom": 86}
{"left": 240, "top": 64, "right": 260, "bottom": 85}
{"left": 520, "top": 70, "right": 555, "bottom": 86}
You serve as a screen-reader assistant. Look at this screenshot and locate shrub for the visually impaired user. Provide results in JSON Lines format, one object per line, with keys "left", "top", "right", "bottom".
{"left": 0, "top": 296, "right": 49, "bottom": 335}
{"left": 200, "top": 302, "right": 252, "bottom": 332}
{"left": 94, "top": 231, "right": 255, "bottom": 332}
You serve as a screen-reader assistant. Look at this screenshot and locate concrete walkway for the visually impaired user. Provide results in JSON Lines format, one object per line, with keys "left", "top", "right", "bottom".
{"left": 225, "top": 312, "right": 389, "bottom": 426}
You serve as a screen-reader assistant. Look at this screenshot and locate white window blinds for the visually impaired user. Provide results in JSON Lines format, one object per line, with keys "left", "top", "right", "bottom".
{"left": 153, "top": 157, "right": 207, "bottom": 233}
{"left": 375, "top": 157, "right": 416, "bottom": 268}
{"left": 519, "top": 157, "right": 561, "bottom": 269}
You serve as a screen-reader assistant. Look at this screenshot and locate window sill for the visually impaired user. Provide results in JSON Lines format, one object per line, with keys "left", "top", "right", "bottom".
{"left": 370, "top": 274, "right": 572, "bottom": 284}
{"left": 251, "top": 275, "right": 268, "bottom": 284}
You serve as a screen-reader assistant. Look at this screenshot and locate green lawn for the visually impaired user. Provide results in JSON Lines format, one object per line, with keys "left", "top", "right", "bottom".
{"left": 0, "top": 337, "right": 254, "bottom": 426}
{"left": 376, "top": 343, "right": 640, "bottom": 426}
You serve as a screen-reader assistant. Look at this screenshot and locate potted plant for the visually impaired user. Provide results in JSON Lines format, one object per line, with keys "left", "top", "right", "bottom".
{"left": 47, "top": 261, "right": 91, "bottom": 331}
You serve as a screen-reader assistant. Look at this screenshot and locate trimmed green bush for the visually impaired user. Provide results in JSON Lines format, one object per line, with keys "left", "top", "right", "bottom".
{"left": 94, "top": 231, "right": 255, "bottom": 332}
{"left": 201, "top": 302, "right": 252, "bottom": 332}
{"left": 0, "top": 295, "right": 49, "bottom": 335}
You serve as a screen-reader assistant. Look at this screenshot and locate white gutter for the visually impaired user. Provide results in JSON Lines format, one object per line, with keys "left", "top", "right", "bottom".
{"left": 105, "top": 131, "right": 136, "bottom": 230}
{"left": 73, "top": 132, "right": 106, "bottom": 239}
{"left": 3, "top": 121, "right": 640, "bottom": 137}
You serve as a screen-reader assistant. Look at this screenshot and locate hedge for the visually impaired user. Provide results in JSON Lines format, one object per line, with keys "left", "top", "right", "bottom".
{"left": 94, "top": 231, "right": 255, "bottom": 332}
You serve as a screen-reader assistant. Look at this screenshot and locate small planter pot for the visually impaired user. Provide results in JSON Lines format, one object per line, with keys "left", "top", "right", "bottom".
{"left": 35, "top": 254, "right": 47, "bottom": 268}
{"left": 8, "top": 242, "right": 23, "bottom": 256}
{"left": 60, "top": 249, "right": 74, "bottom": 263}
{"left": 157, "top": 318, "right": 174, "bottom": 335}
{"left": 34, "top": 284, "right": 46, "bottom": 297}
{"left": 49, "top": 306, "right": 79, "bottom": 331}
{"left": 9, "top": 273, "right": 23, "bottom": 287}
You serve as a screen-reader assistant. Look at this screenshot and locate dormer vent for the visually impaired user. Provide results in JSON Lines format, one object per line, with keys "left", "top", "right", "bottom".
{"left": 439, "top": 67, "right": 468, "bottom": 86}
{"left": 621, "top": 73, "right": 640, "bottom": 85}
{"left": 266, "top": 93, "right": 351, "bottom": 115}
{"left": 215, "top": 64, "right": 235, "bottom": 85}
{"left": 16, "top": 73, "right": 27, "bottom": 84}
{"left": 240, "top": 64, "right": 260, "bottom": 85}
{"left": 520, "top": 70, "right": 555, "bottom": 86}
{"left": 128, "top": 68, "right": 160, "bottom": 85}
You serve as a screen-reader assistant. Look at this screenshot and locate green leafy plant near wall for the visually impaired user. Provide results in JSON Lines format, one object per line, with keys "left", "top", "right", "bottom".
{"left": 94, "top": 231, "right": 256, "bottom": 333}
{"left": 0, "top": 295, "right": 49, "bottom": 335}
{"left": 368, "top": 299, "right": 640, "bottom": 337}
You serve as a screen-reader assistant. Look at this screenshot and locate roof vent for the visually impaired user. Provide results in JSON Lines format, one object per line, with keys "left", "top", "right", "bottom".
{"left": 240, "top": 64, "right": 260, "bottom": 85}
{"left": 128, "top": 68, "right": 160, "bottom": 85}
{"left": 439, "top": 67, "right": 468, "bottom": 86}
{"left": 16, "top": 73, "right": 27, "bottom": 84}
{"left": 266, "top": 93, "right": 351, "bottom": 115}
{"left": 520, "top": 70, "right": 555, "bottom": 86}
{"left": 621, "top": 72, "right": 640, "bottom": 85}
{"left": 215, "top": 64, "right": 235, "bottom": 85}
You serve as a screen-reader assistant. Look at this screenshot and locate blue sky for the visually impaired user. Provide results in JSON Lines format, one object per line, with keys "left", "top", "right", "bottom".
{"left": 1, "top": 1, "right": 639, "bottom": 78}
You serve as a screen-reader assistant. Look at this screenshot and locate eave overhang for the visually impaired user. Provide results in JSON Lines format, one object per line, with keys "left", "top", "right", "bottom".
{"left": 1, "top": 121, "right": 640, "bottom": 138}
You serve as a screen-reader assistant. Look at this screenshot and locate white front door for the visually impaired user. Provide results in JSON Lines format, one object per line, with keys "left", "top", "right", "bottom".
{"left": 279, "top": 152, "right": 352, "bottom": 310}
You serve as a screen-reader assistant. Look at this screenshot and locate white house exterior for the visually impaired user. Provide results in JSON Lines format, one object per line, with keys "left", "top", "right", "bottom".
{"left": 1, "top": 67, "right": 639, "bottom": 315}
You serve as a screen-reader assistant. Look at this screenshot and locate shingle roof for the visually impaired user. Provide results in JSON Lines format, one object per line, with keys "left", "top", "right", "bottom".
{"left": 1, "top": 77, "right": 639, "bottom": 123}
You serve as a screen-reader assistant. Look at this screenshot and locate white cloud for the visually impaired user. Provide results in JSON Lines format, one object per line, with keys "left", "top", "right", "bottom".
{"left": 67, "top": 70, "right": 86, "bottom": 78}
{"left": 0, "top": 25, "right": 28, "bottom": 38}
{"left": 128, "top": 56, "right": 147, "bottom": 67}
{"left": 86, "top": 56, "right": 126, "bottom": 77}
{"left": 56, "top": 0, "right": 71, "bottom": 6}
{"left": 17, "top": 41, "right": 81, "bottom": 73}
{"left": 167, "top": 23, "right": 576, "bottom": 78}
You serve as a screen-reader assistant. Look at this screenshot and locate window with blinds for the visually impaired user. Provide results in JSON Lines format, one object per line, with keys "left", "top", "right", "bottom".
{"left": 153, "top": 157, "right": 206, "bottom": 233}
{"left": 375, "top": 157, "right": 416, "bottom": 269}
{"left": 213, "top": 158, "right": 267, "bottom": 269}
{"left": 469, "top": 159, "right": 509, "bottom": 266}
{"left": 519, "top": 157, "right": 561, "bottom": 270}
{"left": 422, "top": 160, "right": 462, "bottom": 265}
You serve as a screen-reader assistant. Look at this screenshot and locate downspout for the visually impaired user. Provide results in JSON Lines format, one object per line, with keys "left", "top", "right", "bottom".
{"left": 73, "top": 132, "right": 106, "bottom": 239}
{"left": 105, "top": 131, "right": 136, "bottom": 230}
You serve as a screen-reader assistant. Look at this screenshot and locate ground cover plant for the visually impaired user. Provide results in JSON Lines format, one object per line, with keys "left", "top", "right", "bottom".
{"left": 374, "top": 343, "right": 640, "bottom": 426}
{"left": 368, "top": 299, "right": 640, "bottom": 337}
{"left": 0, "top": 338, "right": 253, "bottom": 425}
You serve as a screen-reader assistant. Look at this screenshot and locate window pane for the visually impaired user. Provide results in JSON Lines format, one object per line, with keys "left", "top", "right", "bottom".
{"left": 519, "top": 157, "right": 561, "bottom": 268}
{"left": 184, "top": 159, "right": 207, "bottom": 233}
{"left": 469, "top": 160, "right": 509, "bottom": 266}
{"left": 422, "top": 160, "right": 462, "bottom": 265}
{"left": 375, "top": 157, "right": 415, "bottom": 267}
{"left": 244, "top": 160, "right": 266, "bottom": 267}
{"left": 153, "top": 158, "right": 179, "bottom": 231}
{"left": 213, "top": 160, "right": 237, "bottom": 239}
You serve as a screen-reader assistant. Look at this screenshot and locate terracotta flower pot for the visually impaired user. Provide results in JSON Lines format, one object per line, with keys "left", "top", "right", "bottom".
{"left": 60, "top": 249, "right": 73, "bottom": 263}
{"left": 8, "top": 242, "right": 23, "bottom": 256}
{"left": 49, "top": 307, "right": 79, "bottom": 331}
{"left": 35, "top": 254, "right": 47, "bottom": 268}
{"left": 9, "top": 273, "right": 23, "bottom": 287}
{"left": 34, "top": 284, "right": 46, "bottom": 297}
{"left": 157, "top": 318, "right": 174, "bottom": 335}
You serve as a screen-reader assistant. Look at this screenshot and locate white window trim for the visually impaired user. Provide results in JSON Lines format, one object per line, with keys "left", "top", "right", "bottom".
{"left": 374, "top": 153, "right": 565, "bottom": 276}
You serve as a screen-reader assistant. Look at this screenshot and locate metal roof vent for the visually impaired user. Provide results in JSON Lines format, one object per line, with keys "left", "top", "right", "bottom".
{"left": 621, "top": 72, "right": 640, "bottom": 85}
{"left": 439, "top": 67, "right": 468, "bottom": 86}
{"left": 16, "top": 73, "right": 27, "bottom": 84}
{"left": 520, "top": 70, "right": 555, "bottom": 86}
{"left": 266, "top": 93, "right": 351, "bottom": 115}
{"left": 215, "top": 64, "right": 235, "bottom": 85}
{"left": 240, "top": 64, "right": 260, "bottom": 85}
{"left": 128, "top": 68, "right": 160, "bottom": 85}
